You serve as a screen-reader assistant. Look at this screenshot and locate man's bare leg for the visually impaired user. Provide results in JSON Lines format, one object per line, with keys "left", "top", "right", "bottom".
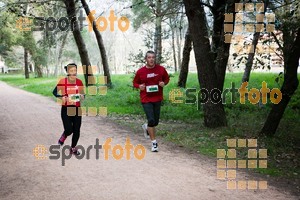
{"left": 148, "top": 127, "right": 155, "bottom": 140}
{"left": 148, "top": 126, "right": 158, "bottom": 152}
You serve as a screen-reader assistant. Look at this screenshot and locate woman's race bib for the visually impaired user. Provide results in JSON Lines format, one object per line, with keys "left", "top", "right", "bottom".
{"left": 69, "top": 94, "right": 81, "bottom": 102}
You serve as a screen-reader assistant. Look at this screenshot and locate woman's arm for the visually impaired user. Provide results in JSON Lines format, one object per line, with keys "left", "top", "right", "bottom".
{"left": 52, "top": 86, "right": 63, "bottom": 98}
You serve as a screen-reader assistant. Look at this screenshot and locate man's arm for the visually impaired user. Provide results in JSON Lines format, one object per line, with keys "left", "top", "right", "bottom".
{"left": 159, "top": 68, "right": 170, "bottom": 87}
{"left": 133, "top": 70, "right": 146, "bottom": 91}
{"left": 133, "top": 70, "right": 141, "bottom": 88}
{"left": 163, "top": 68, "right": 170, "bottom": 85}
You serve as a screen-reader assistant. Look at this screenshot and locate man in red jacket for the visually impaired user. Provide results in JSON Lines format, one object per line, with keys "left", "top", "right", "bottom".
{"left": 133, "top": 50, "right": 170, "bottom": 152}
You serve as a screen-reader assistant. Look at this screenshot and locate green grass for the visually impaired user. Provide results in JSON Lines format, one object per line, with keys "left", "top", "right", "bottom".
{"left": 1, "top": 72, "right": 299, "bottom": 179}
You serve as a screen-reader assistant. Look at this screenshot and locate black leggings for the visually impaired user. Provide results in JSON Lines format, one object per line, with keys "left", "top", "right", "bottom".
{"left": 61, "top": 106, "right": 82, "bottom": 148}
{"left": 142, "top": 101, "right": 161, "bottom": 127}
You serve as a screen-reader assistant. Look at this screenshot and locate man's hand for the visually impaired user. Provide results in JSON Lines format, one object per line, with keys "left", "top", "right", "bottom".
{"left": 159, "top": 81, "right": 165, "bottom": 87}
{"left": 139, "top": 84, "right": 146, "bottom": 91}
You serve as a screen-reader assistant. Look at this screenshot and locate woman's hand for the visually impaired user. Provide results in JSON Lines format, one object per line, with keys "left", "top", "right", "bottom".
{"left": 80, "top": 94, "right": 85, "bottom": 100}
{"left": 62, "top": 96, "right": 69, "bottom": 104}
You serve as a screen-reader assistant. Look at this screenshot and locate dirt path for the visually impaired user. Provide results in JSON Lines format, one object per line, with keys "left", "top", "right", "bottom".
{"left": 0, "top": 81, "right": 297, "bottom": 200}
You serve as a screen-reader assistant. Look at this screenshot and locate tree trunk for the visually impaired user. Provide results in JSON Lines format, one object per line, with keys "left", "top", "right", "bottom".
{"left": 36, "top": 64, "right": 43, "bottom": 78}
{"left": 170, "top": 19, "right": 177, "bottom": 72}
{"left": 24, "top": 48, "right": 29, "bottom": 79}
{"left": 211, "top": 0, "right": 224, "bottom": 57}
{"left": 261, "top": 28, "right": 300, "bottom": 136}
{"left": 242, "top": 0, "right": 269, "bottom": 83}
{"left": 213, "top": 0, "right": 237, "bottom": 91}
{"left": 177, "top": 27, "right": 192, "bottom": 88}
{"left": 55, "top": 31, "right": 69, "bottom": 77}
{"left": 97, "top": 61, "right": 101, "bottom": 74}
{"left": 23, "top": 3, "right": 29, "bottom": 79}
{"left": 183, "top": 0, "right": 227, "bottom": 127}
{"left": 176, "top": 27, "right": 182, "bottom": 70}
{"left": 63, "top": 0, "right": 92, "bottom": 86}
{"left": 81, "top": 0, "right": 112, "bottom": 87}
{"left": 29, "top": 63, "right": 33, "bottom": 72}
{"left": 154, "top": 0, "right": 162, "bottom": 64}
{"left": 60, "top": 61, "right": 64, "bottom": 75}
{"left": 242, "top": 32, "right": 260, "bottom": 83}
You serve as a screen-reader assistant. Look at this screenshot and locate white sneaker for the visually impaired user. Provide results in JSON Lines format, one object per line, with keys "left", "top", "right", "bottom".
{"left": 151, "top": 142, "right": 158, "bottom": 152}
{"left": 142, "top": 123, "right": 150, "bottom": 139}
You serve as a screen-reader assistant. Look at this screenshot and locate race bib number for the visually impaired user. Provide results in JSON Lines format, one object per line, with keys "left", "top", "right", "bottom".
{"left": 146, "top": 85, "right": 159, "bottom": 93}
{"left": 69, "top": 94, "right": 81, "bottom": 102}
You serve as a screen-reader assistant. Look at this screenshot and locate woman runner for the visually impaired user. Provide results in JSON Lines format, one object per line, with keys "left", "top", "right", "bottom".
{"left": 52, "top": 63, "right": 85, "bottom": 155}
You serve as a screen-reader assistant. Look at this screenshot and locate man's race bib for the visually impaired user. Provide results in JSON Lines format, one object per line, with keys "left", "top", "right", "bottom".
{"left": 146, "top": 85, "right": 159, "bottom": 93}
{"left": 69, "top": 94, "right": 81, "bottom": 102}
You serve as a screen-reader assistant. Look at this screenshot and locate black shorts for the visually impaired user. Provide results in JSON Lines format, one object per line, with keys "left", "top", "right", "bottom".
{"left": 61, "top": 106, "right": 82, "bottom": 148}
{"left": 142, "top": 101, "right": 161, "bottom": 127}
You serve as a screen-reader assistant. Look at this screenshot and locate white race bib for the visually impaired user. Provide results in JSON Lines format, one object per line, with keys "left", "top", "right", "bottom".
{"left": 69, "top": 94, "right": 81, "bottom": 102}
{"left": 146, "top": 85, "right": 159, "bottom": 93}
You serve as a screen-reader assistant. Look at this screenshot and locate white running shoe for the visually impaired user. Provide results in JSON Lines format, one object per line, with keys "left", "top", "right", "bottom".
{"left": 142, "top": 123, "right": 150, "bottom": 139}
{"left": 151, "top": 142, "right": 158, "bottom": 152}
